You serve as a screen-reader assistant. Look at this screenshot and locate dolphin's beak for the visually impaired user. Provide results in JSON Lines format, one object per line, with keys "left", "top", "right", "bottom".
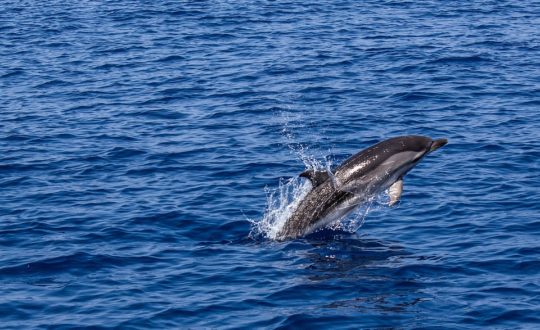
{"left": 430, "top": 138, "right": 448, "bottom": 152}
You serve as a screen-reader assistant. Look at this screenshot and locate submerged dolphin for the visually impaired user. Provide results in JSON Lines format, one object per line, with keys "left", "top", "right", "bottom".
{"left": 276, "top": 135, "right": 447, "bottom": 240}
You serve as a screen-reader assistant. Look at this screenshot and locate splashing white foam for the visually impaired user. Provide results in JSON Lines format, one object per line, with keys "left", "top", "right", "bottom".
{"left": 249, "top": 110, "right": 388, "bottom": 240}
{"left": 249, "top": 110, "right": 325, "bottom": 240}
{"left": 249, "top": 176, "right": 312, "bottom": 240}
{"left": 249, "top": 174, "right": 390, "bottom": 240}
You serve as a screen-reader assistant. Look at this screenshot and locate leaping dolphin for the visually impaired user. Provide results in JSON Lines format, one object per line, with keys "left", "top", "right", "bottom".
{"left": 276, "top": 135, "right": 447, "bottom": 241}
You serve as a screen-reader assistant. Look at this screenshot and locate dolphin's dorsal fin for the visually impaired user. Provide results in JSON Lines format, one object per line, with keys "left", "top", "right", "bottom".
{"left": 299, "top": 170, "right": 329, "bottom": 187}
{"left": 388, "top": 177, "right": 403, "bottom": 206}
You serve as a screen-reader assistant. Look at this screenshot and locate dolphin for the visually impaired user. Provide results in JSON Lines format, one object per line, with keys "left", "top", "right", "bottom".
{"left": 276, "top": 135, "right": 447, "bottom": 241}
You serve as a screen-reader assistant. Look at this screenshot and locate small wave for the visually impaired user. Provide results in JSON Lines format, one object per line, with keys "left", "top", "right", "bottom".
{"left": 1, "top": 69, "right": 24, "bottom": 78}
{"left": 103, "top": 146, "right": 147, "bottom": 159}
{"left": 429, "top": 54, "right": 493, "bottom": 64}
{"left": 34, "top": 79, "right": 70, "bottom": 89}
{"left": 154, "top": 55, "right": 185, "bottom": 63}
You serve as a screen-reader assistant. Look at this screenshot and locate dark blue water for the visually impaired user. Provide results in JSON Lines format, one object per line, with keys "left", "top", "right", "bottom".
{"left": 2, "top": 1, "right": 540, "bottom": 328}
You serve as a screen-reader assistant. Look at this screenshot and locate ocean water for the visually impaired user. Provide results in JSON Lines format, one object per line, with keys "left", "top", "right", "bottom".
{"left": 1, "top": 1, "right": 540, "bottom": 328}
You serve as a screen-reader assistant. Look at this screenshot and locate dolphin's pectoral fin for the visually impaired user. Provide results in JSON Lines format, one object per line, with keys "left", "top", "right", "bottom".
{"left": 388, "top": 178, "right": 403, "bottom": 206}
{"left": 299, "top": 170, "right": 329, "bottom": 187}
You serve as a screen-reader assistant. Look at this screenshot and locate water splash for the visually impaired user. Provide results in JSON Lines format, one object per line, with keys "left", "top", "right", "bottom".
{"left": 279, "top": 110, "right": 321, "bottom": 169}
{"left": 250, "top": 110, "right": 388, "bottom": 240}
{"left": 249, "top": 176, "right": 312, "bottom": 240}
{"left": 250, "top": 173, "right": 391, "bottom": 240}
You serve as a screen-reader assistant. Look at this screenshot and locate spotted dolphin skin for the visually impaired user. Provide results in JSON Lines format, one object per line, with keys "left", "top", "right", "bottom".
{"left": 276, "top": 135, "right": 448, "bottom": 241}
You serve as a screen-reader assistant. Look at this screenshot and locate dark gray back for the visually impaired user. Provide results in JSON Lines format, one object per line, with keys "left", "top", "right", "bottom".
{"left": 338, "top": 135, "right": 432, "bottom": 174}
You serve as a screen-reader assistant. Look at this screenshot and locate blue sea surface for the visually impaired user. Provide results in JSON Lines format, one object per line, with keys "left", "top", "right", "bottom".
{"left": 1, "top": 1, "right": 540, "bottom": 328}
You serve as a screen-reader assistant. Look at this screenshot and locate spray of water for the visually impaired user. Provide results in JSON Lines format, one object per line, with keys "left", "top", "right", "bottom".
{"left": 249, "top": 110, "right": 389, "bottom": 240}
{"left": 250, "top": 176, "right": 312, "bottom": 240}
